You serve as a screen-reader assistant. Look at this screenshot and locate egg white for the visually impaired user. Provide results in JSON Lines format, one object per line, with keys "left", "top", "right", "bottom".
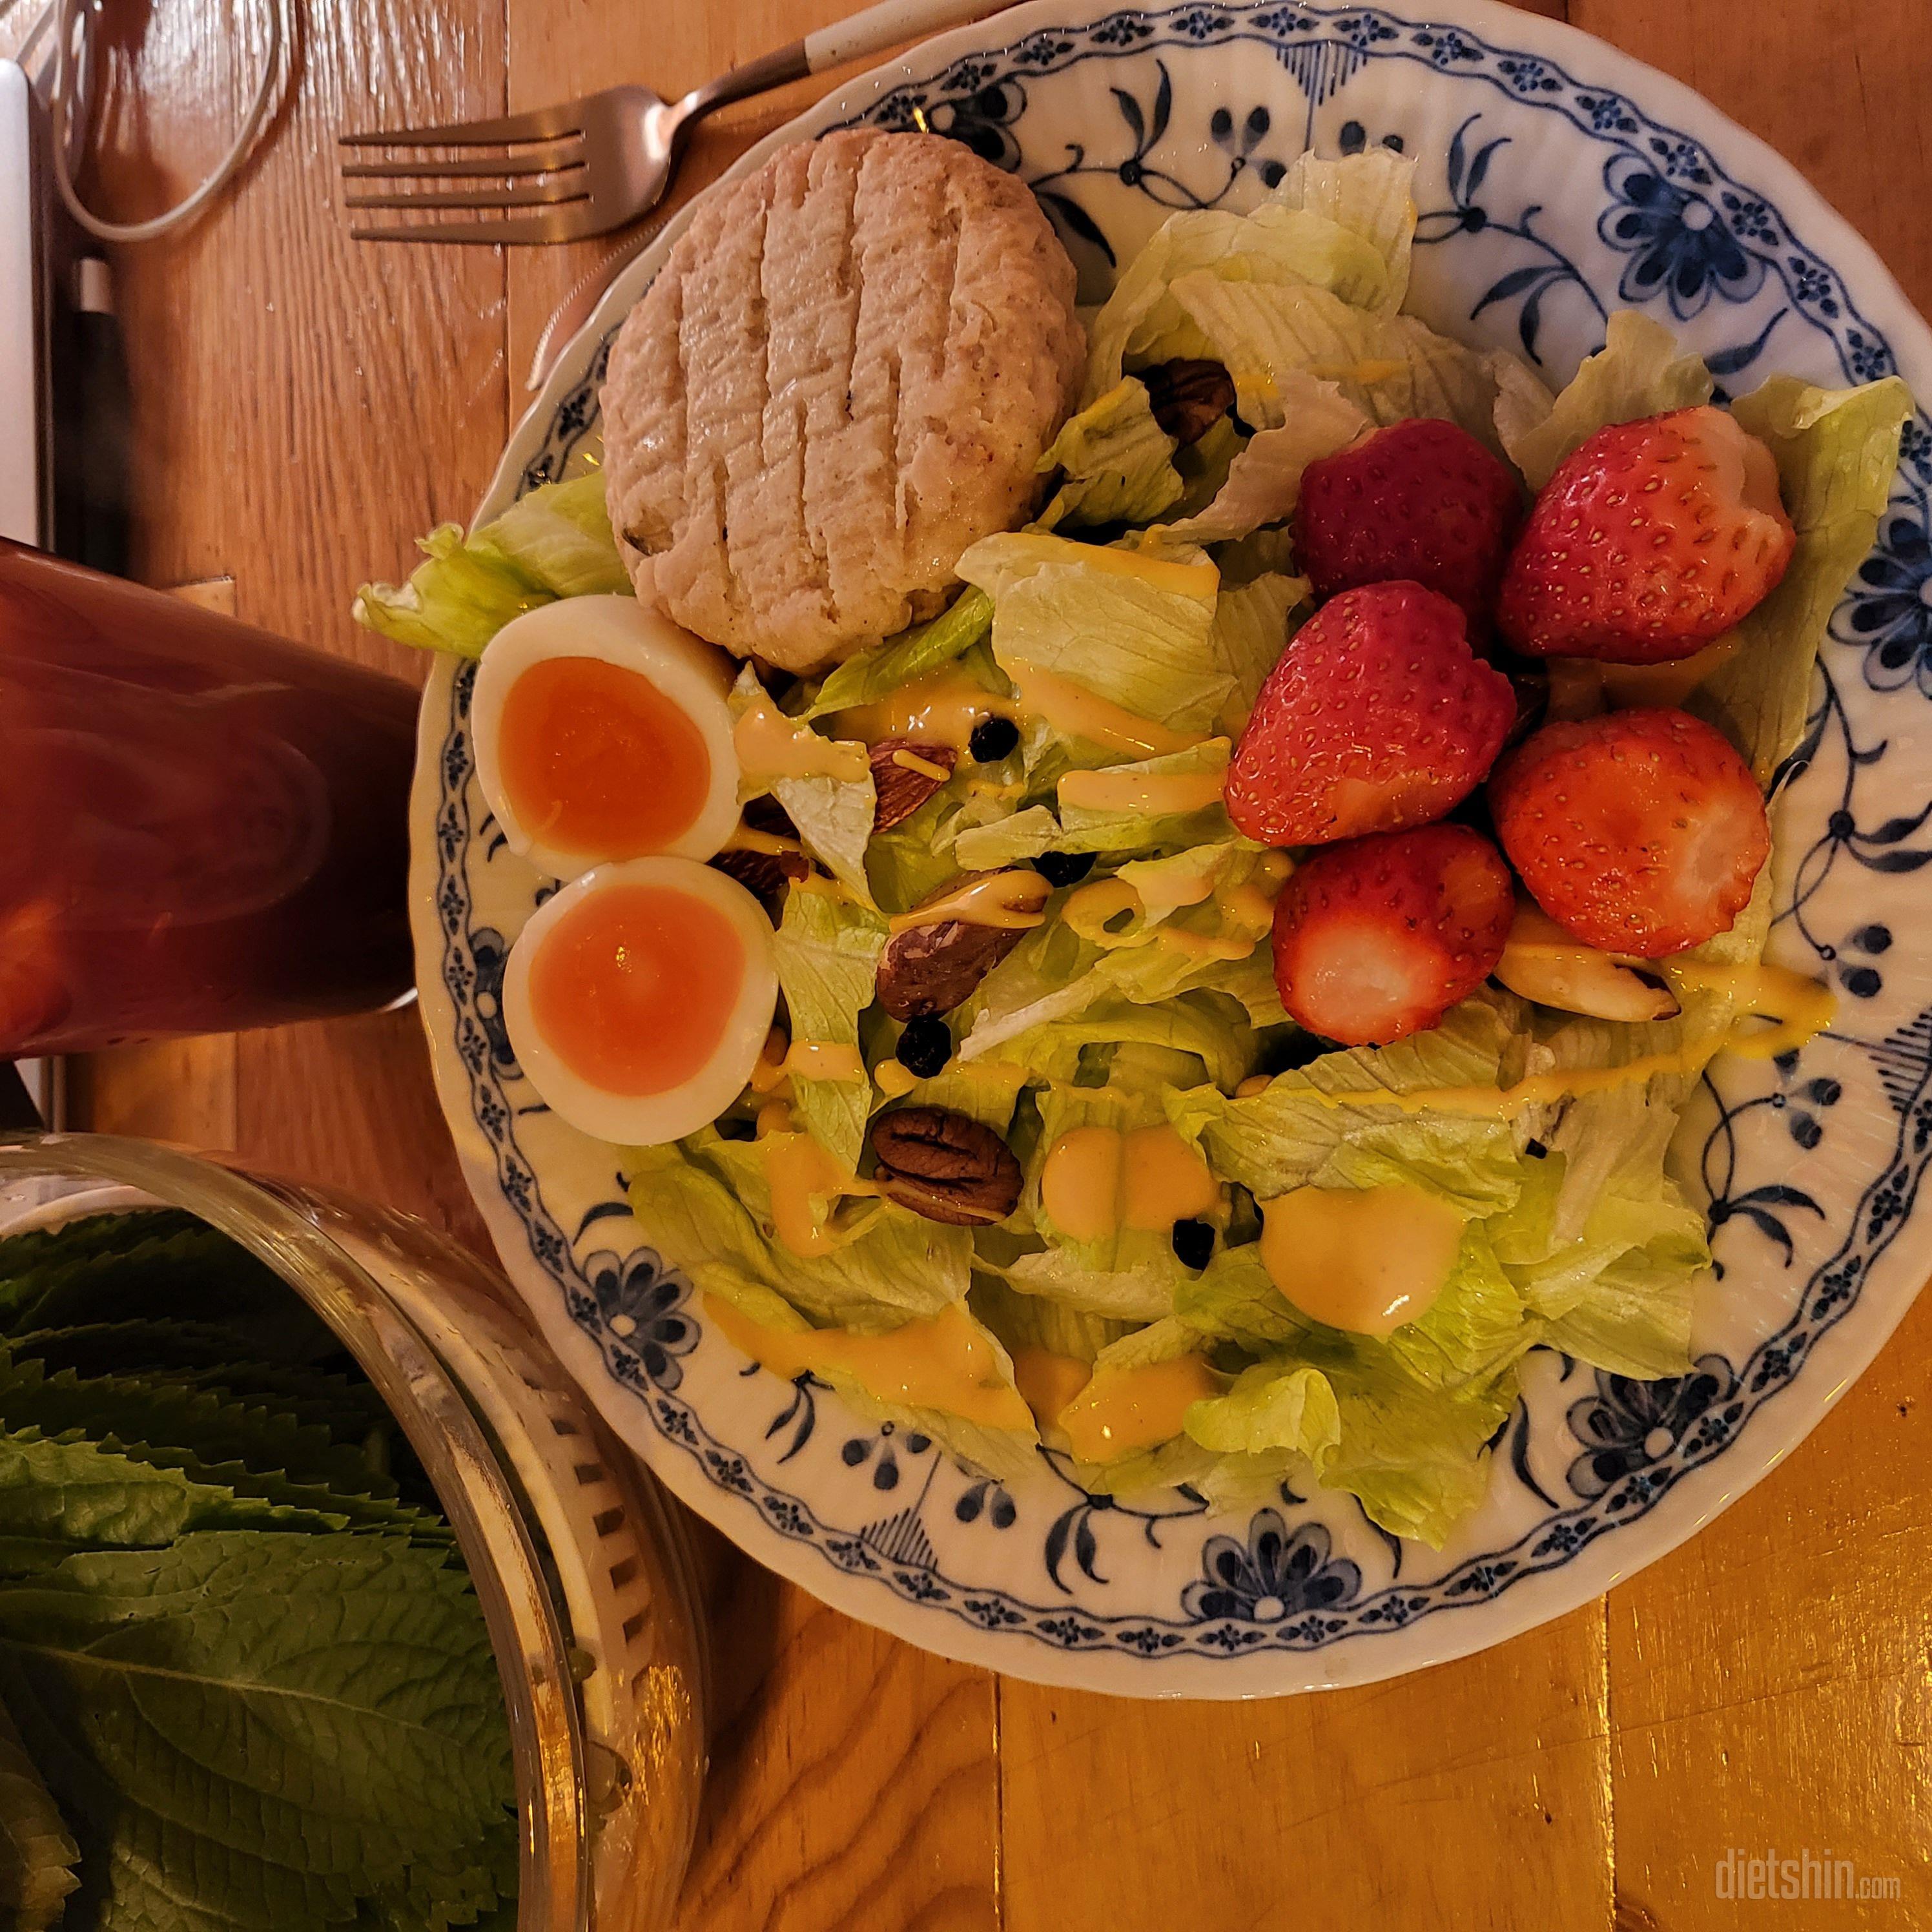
{"left": 471, "top": 595, "right": 740, "bottom": 877}
{"left": 502, "top": 856, "right": 778, "bottom": 1147}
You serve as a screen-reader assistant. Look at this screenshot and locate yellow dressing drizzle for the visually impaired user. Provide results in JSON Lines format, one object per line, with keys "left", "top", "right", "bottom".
{"left": 748, "top": 1026, "right": 789, "bottom": 1094}
{"left": 1153, "top": 927, "right": 1255, "bottom": 963}
{"left": 1003, "top": 659, "right": 1207, "bottom": 758}
{"left": 1041, "top": 1124, "right": 1220, "bottom": 1241}
{"left": 722, "top": 824, "right": 806, "bottom": 858}
{"left": 1058, "top": 1355, "right": 1226, "bottom": 1462}
{"left": 1258, "top": 1185, "right": 1464, "bottom": 1337}
{"left": 752, "top": 1100, "right": 879, "bottom": 1256}
{"left": 888, "top": 870, "right": 1051, "bottom": 933}
{"left": 783, "top": 1041, "right": 865, "bottom": 1084}
{"left": 789, "top": 870, "right": 861, "bottom": 906}
{"left": 835, "top": 671, "right": 1016, "bottom": 749}
{"left": 1010, "top": 1346, "right": 1093, "bottom": 1430}
{"left": 708, "top": 1298, "right": 1033, "bottom": 1432}
{"left": 1122, "top": 1125, "right": 1221, "bottom": 1228}
{"left": 1244, "top": 964, "right": 1834, "bottom": 1119}
{"left": 1058, "top": 765, "right": 1226, "bottom": 817}
{"left": 891, "top": 748, "right": 954, "bottom": 783}
{"left": 1040, "top": 1125, "right": 1125, "bottom": 1241}
{"left": 1666, "top": 960, "right": 1837, "bottom": 1060}
{"left": 732, "top": 692, "right": 870, "bottom": 786}
{"left": 874, "top": 1060, "right": 918, "bottom": 1099}
{"left": 1064, "top": 876, "right": 1146, "bottom": 944}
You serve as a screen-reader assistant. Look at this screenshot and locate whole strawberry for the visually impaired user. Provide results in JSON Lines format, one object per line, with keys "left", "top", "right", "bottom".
{"left": 1489, "top": 706, "right": 1769, "bottom": 956}
{"left": 1271, "top": 824, "right": 1514, "bottom": 1046}
{"left": 1225, "top": 581, "right": 1516, "bottom": 847}
{"left": 1498, "top": 405, "right": 1796, "bottom": 663}
{"left": 1297, "top": 417, "right": 1524, "bottom": 629}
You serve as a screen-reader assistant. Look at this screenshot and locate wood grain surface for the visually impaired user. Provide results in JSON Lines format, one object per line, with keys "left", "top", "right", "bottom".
{"left": 12, "top": 0, "right": 1927, "bottom": 1924}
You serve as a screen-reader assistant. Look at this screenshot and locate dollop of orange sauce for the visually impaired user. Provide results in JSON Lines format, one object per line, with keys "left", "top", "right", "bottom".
{"left": 498, "top": 655, "right": 711, "bottom": 857}
{"left": 527, "top": 881, "right": 743, "bottom": 1094}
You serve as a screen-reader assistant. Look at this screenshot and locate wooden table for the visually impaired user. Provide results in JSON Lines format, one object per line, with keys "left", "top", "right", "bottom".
{"left": 14, "top": 0, "right": 1931, "bottom": 1923}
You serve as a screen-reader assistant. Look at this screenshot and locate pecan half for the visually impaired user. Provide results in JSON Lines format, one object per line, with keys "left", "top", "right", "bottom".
{"left": 871, "top": 739, "right": 958, "bottom": 832}
{"left": 870, "top": 1107, "right": 1022, "bottom": 1226}
{"left": 876, "top": 918, "right": 1025, "bottom": 1020}
{"left": 1142, "top": 358, "right": 1237, "bottom": 446}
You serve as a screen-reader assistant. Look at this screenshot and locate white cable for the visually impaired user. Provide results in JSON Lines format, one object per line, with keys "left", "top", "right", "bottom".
{"left": 46, "top": 0, "right": 283, "bottom": 244}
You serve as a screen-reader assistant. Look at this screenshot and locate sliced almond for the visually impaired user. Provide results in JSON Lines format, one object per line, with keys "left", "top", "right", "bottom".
{"left": 876, "top": 918, "right": 1026, "bottom": 1020}
{"left": 870, "top": 738, "right": 958, "bottom": 832}
{"left": 1494, "top": 903, "right": 1679, "bottom": 1023}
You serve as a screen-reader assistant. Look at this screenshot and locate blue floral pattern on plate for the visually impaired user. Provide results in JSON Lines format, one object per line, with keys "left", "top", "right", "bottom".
{"left": 413, "top": 0, "right": 1932, "bottom": 1696}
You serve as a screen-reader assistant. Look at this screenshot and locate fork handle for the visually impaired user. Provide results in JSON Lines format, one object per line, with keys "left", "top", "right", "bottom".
{"left": 803, "top": 0, "right": 1015, "bottom": 74}
{"left": 692, "top": 0, "right": 1014, "bottom": 118}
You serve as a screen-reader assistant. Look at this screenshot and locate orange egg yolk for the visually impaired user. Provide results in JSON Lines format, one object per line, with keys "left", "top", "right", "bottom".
{"left": 498, "top": 655, "right": 712, "bottom": 859}
{"left": 528, "top": 883, "right": 745, "bottom": 1095}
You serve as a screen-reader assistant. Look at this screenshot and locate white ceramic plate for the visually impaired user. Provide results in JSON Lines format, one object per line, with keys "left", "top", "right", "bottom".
{"left": 409, "top": 0, "right": 1932, "bottom": 1695}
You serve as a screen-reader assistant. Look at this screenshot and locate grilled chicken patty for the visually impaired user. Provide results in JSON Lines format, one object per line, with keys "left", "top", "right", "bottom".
{"left": 601, "top": 129, "right": 1085, "bottom": 672}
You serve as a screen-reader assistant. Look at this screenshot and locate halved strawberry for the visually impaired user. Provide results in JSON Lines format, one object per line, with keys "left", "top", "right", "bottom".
{"left": 1270, "top": 824, "right": 1515, "bottom": 1047}
{"left": 1297, "top": 417, "right": 1523, "bottom": 629}
{"left": 1488, "top": 706, "right": 1770, "bottom": 956}
{"left": 1497, "top": 405, "right": 1796, "bottom": 663}
{"left": 1225, "top": 581, "right": 1516, "bottom": 847}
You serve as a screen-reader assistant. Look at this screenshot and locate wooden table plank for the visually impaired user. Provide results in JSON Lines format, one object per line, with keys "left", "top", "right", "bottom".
{"left": 1002, "top": 1608, "right": 1612, "bottom": 1932}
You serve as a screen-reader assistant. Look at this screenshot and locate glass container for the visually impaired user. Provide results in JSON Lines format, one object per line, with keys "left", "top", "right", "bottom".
{"left": 0, "top": 1131, "right": 706, "bottom": 1932}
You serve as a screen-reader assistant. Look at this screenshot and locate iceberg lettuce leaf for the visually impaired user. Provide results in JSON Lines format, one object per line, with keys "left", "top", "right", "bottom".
{"left": 1036, "top": 379, "right": 1185, "bottom": 528}
{"left": 770, "top": 890, "right": 887, "bottom": 1171}
{"left": 1497, "top": 310, "right": 1713, "bottom": 489}
{"left": 1695, "top": 372, "right": 1913, "bottom": 782}
{"left": 804, "top": 589, "right": 993, "bottom": 719}
{"left": 958, "top": 532, "right": 1231, "bottom": 734}
{"left": 354, "top": 471, "right": 628, "bottom": 657}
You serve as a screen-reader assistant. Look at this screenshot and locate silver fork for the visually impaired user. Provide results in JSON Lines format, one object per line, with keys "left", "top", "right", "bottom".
{"left": 340, "top": 0, "right": 1014, "bottom": 244}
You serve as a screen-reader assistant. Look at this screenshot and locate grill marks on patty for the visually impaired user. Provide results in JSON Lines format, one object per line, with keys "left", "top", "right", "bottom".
{"left": 603, "top": 129, "right": 1084, "bottom": 672}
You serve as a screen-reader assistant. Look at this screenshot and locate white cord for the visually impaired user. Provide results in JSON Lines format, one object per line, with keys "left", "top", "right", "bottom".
{"left": 44, "top": 0, "right": 283, "bottom": 244}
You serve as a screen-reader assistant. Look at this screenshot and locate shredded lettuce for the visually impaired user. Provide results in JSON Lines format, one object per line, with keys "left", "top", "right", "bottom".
{"left": 1156, "top": 377, "right": 1366, "bottom": 544}
{"left": 626, "top": 1133, "right": 971, "bottom": 1329}
{"left": 1697, "top": 372, "right": 1913, "bottom": 781}
{"left": 1271, "top": 147, "right": 1417, "bottom": 313}
{"left": 770, "top": 890, "right": 886, "bottom": 1171}
{"left": 1497, "top": 310, "right": 1714, "bottom": 489}
{"left": 958, "top": 532, "right": 1231, "bottom": 735}
{"left": 1084, "top": 202, "right": 1395, "bottom": 395}
{"left": 1171, "top": 274, "right": 1499, "bottom": 441}
{"left": 804, "top": 590, "right": 994, "bottom": 719}
{"left": 728, "top": 667, "right": 876, "bottom": 900}
{"left": 1036, "top": 380, "right": 1185, "bottom": 528}
{"left": 1207, "top": 571, "right": 1306, "bottom": 732}
{"left": 354, "top": 471, "right": 628, "bottom": 656}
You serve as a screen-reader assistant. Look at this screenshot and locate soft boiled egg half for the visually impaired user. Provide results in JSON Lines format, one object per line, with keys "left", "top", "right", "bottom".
{"left": 471, "top": 595, "right": 739, "bottom": 877}
{"left": 503, "top": 856, "right": 777, "bottom": 1146}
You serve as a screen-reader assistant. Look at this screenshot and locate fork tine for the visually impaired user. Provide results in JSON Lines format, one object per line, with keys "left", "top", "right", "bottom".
{"left": 339, "top": 102, "right": 584, "bottom": 148}
{"left": 340, "top": 149, "right": 575, "bottom": 180}
{"left": 343, "top": 176, "right": 588, "bottom": 214}
{"left": 349, "top": 207, "right": 601, "bottom": 246}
